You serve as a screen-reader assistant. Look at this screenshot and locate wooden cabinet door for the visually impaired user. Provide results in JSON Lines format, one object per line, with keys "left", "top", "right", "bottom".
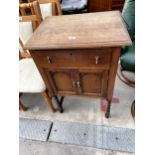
{"left": 45, "top": 69, "right": 76, "bottom": 96}
{"left": 43, "top": 68, "right": 108, "bottom": 97}
{"left": 77, "top": 69, "right": 108, "bottom": 97}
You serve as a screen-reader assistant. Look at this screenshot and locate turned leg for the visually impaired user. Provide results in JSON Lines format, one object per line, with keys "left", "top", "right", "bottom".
{"left": 54, "top": 96, "right": 64, "bottom": 113}
{"left": 19, "top": 100, "right": 28, "bottom": 111}
{"left": 41, "top": 90, "right": 56, "bottom": 112}
{"left": 105, "top": 99, "right": 111, "bottom": 118}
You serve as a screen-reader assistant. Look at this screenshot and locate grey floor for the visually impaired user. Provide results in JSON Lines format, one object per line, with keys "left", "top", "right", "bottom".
{"left": 19, "top": 75, "right": 135, "bottom": 155}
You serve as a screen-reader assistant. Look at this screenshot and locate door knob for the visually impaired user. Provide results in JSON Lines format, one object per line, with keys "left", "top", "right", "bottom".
{"left": 95, "top": 56, "right": 100, "bottom": 65}
{"left": 47, "top": 56, "right": 52, "bottom": 63}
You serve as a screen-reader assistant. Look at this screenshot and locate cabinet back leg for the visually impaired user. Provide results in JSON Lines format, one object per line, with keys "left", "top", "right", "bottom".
{"left": 41, "top": 90, "right": 56, "bottom": 112}
{"left": 105, "top": 100, "right": 111, "bottom": 118}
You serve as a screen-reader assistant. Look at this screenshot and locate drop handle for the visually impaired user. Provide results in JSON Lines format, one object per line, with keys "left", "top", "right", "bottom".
{"left": 47, "top": 56, "right": 52, "bottom": 63}
{"left": 72, "top": 81, "right": 76, "bottom": 87}
{"left": 76, "top": 81, "right": 81, "bottom": 88}
{"left": 95, "top": 56, "right": 100, "bottom": 65}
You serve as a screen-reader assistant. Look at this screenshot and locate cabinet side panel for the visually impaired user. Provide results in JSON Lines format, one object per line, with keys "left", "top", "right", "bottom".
{"left": 30, "top": 50, "right": 54, "bottom": 95}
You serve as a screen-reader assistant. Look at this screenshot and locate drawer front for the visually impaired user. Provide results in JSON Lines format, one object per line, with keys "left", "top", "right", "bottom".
{"left": 32, "top": 49, "right": 112, "bottom": 69}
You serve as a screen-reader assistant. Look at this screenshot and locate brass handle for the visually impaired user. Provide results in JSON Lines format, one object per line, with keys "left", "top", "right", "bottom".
{"left": 47, "top": 56, "right": 52, "bottom": 63}
{"left": 95, "top": 56, "right": 100, "bottom": 65}
{"left": 76, "top": 81, "right": 80, "bottom": 88}
{"left": 72, "top": 81, "right": 76, "bottom": 87}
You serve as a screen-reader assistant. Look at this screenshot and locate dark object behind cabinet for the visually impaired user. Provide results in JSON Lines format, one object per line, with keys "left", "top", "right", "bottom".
{"left": 112, "top": 0, "right": 125, "bottom": 11}
{"left": 88, "top": 0, "right": 112, "bottom": 12}
{"left": 88, "top": 0, "right": 125, "bottom": 12}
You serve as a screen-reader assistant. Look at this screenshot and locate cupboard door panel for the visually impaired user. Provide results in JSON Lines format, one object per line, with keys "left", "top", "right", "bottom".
{"left": 52, "top": 72, "right": 73, "bottom": 91}
{"left": 45, "top": 69, "right": 76, "bottom": 95}
{"left": 78, "top": 70, "right": 108, "bottom": 97}
{"left": 82, "top": 74, "right": 101, "bottom": 93}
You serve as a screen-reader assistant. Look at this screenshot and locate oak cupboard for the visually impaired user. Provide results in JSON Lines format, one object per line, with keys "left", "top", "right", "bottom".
{"left": 25, "top": 11, "right": 132, "bottom": 118}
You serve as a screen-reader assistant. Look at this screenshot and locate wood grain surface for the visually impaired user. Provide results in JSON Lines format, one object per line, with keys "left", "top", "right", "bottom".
{"left": 25, "top": 11, "right": 132, "bottom": 50}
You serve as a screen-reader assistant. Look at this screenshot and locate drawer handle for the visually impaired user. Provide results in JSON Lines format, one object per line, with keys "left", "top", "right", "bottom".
{"left": 95, "top": 56, "right": 100, "bottom": 65}
{"left": 47, "top": 56, "right": 52, "bottom": 63}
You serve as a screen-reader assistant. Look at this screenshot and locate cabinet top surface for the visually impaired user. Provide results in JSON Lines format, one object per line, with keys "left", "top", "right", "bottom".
{"left": 25, "top": 11, "right": 132, "bottom": 50}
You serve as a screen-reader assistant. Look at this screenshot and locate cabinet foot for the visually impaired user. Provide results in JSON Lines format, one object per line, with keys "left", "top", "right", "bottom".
{"left": 105, "top": 100, "right": 111, "bottom": 118}
{"left": 54, "top": 96, "right": 64, "bottom": 113}
{"left": 59, "top": 96, "right": 64, "bottom": 113}
{"left": 105, "top": 111, "right": 110, "bottom": 118}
